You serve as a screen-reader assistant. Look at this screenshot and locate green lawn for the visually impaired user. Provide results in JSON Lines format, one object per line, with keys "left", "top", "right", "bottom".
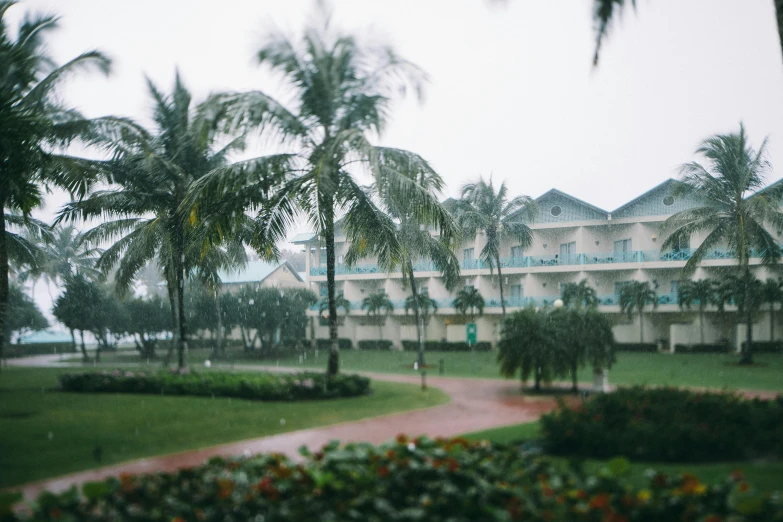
{"left": 0, "top": 367, "right": 449, "bottom": 488}
{"left": 81, "top": 349, "right": 783, "bottom": 391}
{"left": 463, "top": 422, "right": 783, "bottom": 491}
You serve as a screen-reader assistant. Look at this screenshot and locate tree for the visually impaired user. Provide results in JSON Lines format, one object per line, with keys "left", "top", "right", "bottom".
{"left": 0, "top": 1, "right": 111, "bottom": 369}
{"left": 715, "top": 274, "right": 763, "bottom": 352}
{"left": 455, "top": 177, "right": 537, "bottom": 316}
{"left": 278, "top": 288, "right": 318, "bottom": 348}
{"left": 549, "top": 307, "right": 615, "bottom": 392}
{"left": 52, "top": 273, "right": 109, "bottom": 361}
{"left": 761, "top": 278, "right": 782, "bottom": 345}
{"left": 5, "top": 213, "right": 50, "bottom": 283}
{"left": 59, "top": 74, "right": 278, "bottom": 369}
{"left": 453, "top": 286, "right": 485, "bottom": 323}
{"left": 677, "top": 279, "right": 718, "bottom": 346}
{"left": 561, "top": 279, "right": 598, "bottom": 309}
{"left": 196, "top": 8, "right": 448, "bottom": 377}
{"left": 497, "top": 308, "right": 556, "bottom": 392}
{"left": 361, "top": 289, "right": 394, "bottom": 342}
{"left": 661, "top": 124, "right": 783, "bottom": 364}
{"left": 404, "top": 290, "right": 438, "bottom": 359}
{"left": 5, "top": 283, "right": 47, "bottom": 344}
{"left": 618, "top": 281, "right": 658, "bottom": 344}
{"left": 124, "top": 295, "right": 171, "bottom": 358}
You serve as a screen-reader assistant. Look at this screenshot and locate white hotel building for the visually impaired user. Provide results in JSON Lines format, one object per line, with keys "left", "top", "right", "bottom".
{"left": 293, "top": 179, "right": 782, "bottom": 351}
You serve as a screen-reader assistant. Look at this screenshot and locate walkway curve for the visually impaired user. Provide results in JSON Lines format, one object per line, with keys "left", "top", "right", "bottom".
{"left": 5, "top": 357, "right": 561, "bottom": 502}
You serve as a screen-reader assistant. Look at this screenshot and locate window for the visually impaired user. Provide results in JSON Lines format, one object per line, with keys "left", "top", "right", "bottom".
{"left": 510, "top": 245, "right": 524, "bottom": 259}
{"left": 663, "top": 195, "right": 675, "bottom": 206}
{"left": 550, "top": 205, "right": 562, "bottom": 217}
{"left": 559, "top": 241, "right": 576, "bottom": 263}
{"left": 614, "top": 281, "right": 633, "bottom": 295}
{"left": 613, "top": 238, "right": 632, "bottom": 262}
{"left": 510, "top": 285, "right": 523, "bottom": 298}
{"left": 319, "top": 249, "right": 327, "bottom": 264}
{"left": 420, "top": 286, "right": 429, "bottom": 295}
{"left": 670, "top": 280, "right": 681, "bottom": 294}
{"left": 463, "top": 248, "right": 474, "bottom": 262}
{"left": 674, "top": 235, "right": 690, "bottom": 251}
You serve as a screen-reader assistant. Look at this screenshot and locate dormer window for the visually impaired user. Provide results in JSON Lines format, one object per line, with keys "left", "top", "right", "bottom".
{"left": 550, "top": 205, "right": 562, "bottom": 217}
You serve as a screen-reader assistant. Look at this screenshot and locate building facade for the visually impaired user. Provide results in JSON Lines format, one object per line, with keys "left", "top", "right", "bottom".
{"left": 294, "top": 179, "right": 782, "bottom": 351}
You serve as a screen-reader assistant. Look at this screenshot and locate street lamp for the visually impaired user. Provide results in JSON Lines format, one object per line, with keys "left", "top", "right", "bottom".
{"left": 553, "top": 298, "right": 564, "bottom": 309}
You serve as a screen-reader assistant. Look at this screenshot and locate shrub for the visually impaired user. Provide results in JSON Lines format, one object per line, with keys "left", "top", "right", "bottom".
{"left": 741, "top": 341, "right": 782, "bottom": 354}
{"left": 674, "top": 343, "right": 730, "bottom": 353}
{"left": 357, "top": 340, "right": 394, "bottom": 351}
{"left": 5, "top": 436, "right": 781, "bottom": 522}
{"left": 58, "top": 370, "right": 371, "bottom": 401}
{"left": 3, "top": 342, "right": 74, "bottom": 358}
{"left": 401, "top": 340, "right": 492, "bottom": 352}
{"left": 540, "top": 386, "right": 783, "bottom": 462}
{"left": 615, "top": 343, "right": 658, "bottom": 353}
{"left": 315, "top": 338, "right": 353, "bottom": 350}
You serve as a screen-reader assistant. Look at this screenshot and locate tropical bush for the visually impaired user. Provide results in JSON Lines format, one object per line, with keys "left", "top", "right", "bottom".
{"left": 58, "top": 370, "right": 371, "bottom": 401}
{"left": 541, "top": 387, "right": 783, "bottom": 462}
{"left": 315, "top": 338, "right": 353, "bottom": 351}
{"left": 741, "top": 341, "right": 782, "bottom": 354}
{"left": 4, "top": 436, "right": 781, "bottom": 522}
{"left": 357, "top": 340, "right": 394, "bottom": 351}
{"left": 674, "top": 343, "right": 731, "bottom": 354}
{"left": 614, "top": 343, "right": 658, "bottom": 353}
{"left": 401, "top": 340, "right": 492, "bottom": 352}
{"left": 3, "top": 342, "right": 73, "bottom": 358}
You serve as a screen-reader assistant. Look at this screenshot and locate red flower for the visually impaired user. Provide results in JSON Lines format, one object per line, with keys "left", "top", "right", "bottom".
{"left": 49, "top": 508, "right": 62, "bottom": 520}
{"left": 386, "top": 449, "right": 397, "bottom": 460}
{"left": 704, "top": 516, "right": 722, "bottom": 522}
{"left": 396, "top": 434, "right": 408, "bottom": 444}
{"left": 217, "top": 478, "right": 234, "bottom": 500}
{"left": 653, "top": 473, "right": 667, "bottom": 488}
{"left": 542, "top": 486, "right": 555, "bottom": 498}
{"left": 731, "top": 470, "right": 744, "bottom": 482}
{"left": 447, "top": 458, "right": 459, "bottom": 472}
{"left": 378, "top": 465, "right": 390, "bottom": 478}
{"left": 738, "top": 482, "right": 750, "bottom": 493}
{"left": 593, "top": 414, "right": 603, "bottom": 421}
{"left": 589, "top": 493, "right": 611, "bottom": 510}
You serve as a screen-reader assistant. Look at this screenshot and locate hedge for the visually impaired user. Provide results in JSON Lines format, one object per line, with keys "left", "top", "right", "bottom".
{"left": 674, "top": 343, "right": 730, "bottom": 354}
{"left": 401, "top": 340, "right": 492, "bottom": 352}
{"left": 614, "top": 343, "right": 658, "bottom": 353}
{"left": 3, "top": 342, "right": 74, "bottom": 358}
{"left": 541, "top": 386, "right": 783, "bottom": 462}
{"left": 314, "top": 338, "right": 353, "bottom": 350}
{"left": 58, "top": 370, "right": 371, "bottom": 401}
{"left": 4, "top": 436, "right": 781, "bottom": 522}
{"left": 741, "top": 341, "right": 782, "bottom": 354}
{"left": 357, "top": 339, "right": 394, "bottom": 351}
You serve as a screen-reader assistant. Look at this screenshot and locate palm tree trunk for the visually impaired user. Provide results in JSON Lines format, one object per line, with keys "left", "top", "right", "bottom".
{"left": 69, "top": 328, "right": 77, "bottom": 353}
{"left": 496, "top": 254, "right": 506, "bottom": 317}
{"left": 164, "top": 273, "right": 178, "bottom": 365}
{"left": 571, "top": 361, "right": 578, "bottom": 393}
{"left": 406, "top": 265, "right": 424, "bottom": 368}
{"left": 79, "top": 330, "right": 88, "bottom": 362}
{"left": 174, "top": 228, "right": 188, "bottom": 369}
{"left": 639, "top": 309, "right": 644, "bottom": 344}
{"left": 776, "top": 0, "right": 783, "bottom": 63}
{"left": 0, "top": 206, "right": 7, "bottom": 374}
{"left": 699, "top": 307, "right": 706, "bottom": 346}
{"left": 214, "top": 288, "right": 223, "bottom": 356}
{"left": 741, "top": 267, "right": 754, "bottom": 364}
{"left": 324, "top": 213, "right": 340, "bottom": 377}
{"left": 770, "top": 304, "right": 775, "bottom": 344}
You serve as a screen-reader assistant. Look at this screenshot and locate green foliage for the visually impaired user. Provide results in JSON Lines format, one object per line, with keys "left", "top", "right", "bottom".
{"left": 674, "top": 343, "right": 731, "bottom": 354}
{"left": 357, "top": 340, "right": 394, "bottom": 351}
{"left": 315, "top": 338, "right": 353, "bottom": 351}
{"left": 452, "top": 286, "right": 485, "bottom": 320}
{"left": 541, "top": 387, "right": 783, "bottom": 462}
{"left": 740, "top": 341, "right": 782, "bottom": 354}
{"left": 58, "top": 370, "right": 371, "bottom": 401}
{"left": 614, "top": 343, "right": 659, "bottom": 353}
{"left": 561, "top": 279, "right": 599, "bottom": 309}
{"left": 5, "top": 283, "right": 47, "bottom": 343}
{"left": 123, "top": 294, "right": 172, "bottom": 358}
{"left": 3, "top": 341, "right": 72, "bottom": 358}
{"left": 11, "top": 435, "right": 783, "bottom": 522}
{"left": 401, "top": 340, "right": 492, "bottom": 352}
{"left": 619, "top": 281, "right": 658, "bottom": 343}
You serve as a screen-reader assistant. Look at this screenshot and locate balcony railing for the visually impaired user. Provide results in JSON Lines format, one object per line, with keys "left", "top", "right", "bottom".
{"left": 310, "top": 246, "right": 775, "bottom": 276}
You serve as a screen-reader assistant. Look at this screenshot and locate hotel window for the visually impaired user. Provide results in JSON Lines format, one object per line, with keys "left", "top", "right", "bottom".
{"left": 510, "top": 245, "right": 524, "bottom": 259}
{"left": 463, "top": 248, "right": 474, "bottom": 262}
{"left": 559, "top": 241, "right": 576, "bottom": 262}
{"left": 510, "top": 285, "right": 523, "bottom": 298}
{"left": 674, "top": 235, "right": 690, "bottom": 251}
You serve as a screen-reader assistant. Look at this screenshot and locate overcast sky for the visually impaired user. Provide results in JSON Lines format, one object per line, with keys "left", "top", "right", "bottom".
{"left": 11, "top": 0, "right": 783, "bottom": 224}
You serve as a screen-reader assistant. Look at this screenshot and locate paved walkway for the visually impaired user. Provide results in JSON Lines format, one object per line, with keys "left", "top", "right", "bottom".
{"left": 6, "top": 357, "right": 564, "bottom": 501}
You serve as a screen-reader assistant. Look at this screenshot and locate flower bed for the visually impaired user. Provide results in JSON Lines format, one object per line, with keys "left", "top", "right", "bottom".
{"left": 58, "top": 370, "right": 371, "bottom": 401}
{"left": 541, "top": 386, "right": 783, "bottom": 462}
{"left": 3, "top": 436, "right": 781, "bottom": 522}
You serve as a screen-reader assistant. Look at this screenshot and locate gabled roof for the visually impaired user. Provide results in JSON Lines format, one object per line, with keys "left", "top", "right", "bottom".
{"left": 218, "top": 260, "right": 303, "bottom": 285}
{"left": 611, "top": 178, "right": 702, "bottom": 219}
{"left": 536, "top": 189, "right": 609, "bottom": 216}
{"left": 508, "top": 188, "right": 608, "bottom": 224}
{"left": 290, "top": 232, "right": 315, "bottom": 244}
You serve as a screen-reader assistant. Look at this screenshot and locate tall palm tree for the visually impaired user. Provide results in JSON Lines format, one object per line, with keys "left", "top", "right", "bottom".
{"left": 58, "top": 74, "right": 278, "bottom": 369}
{"left": 404, "top": 290, "right": 438, "bottom": 359}
{"left": 761, "top": 278, "right": 782, "bottom": 345}
{"left": 561, "top": 279, "right": 598, "bottom": 309}
{"left": 455, "top": 177, "right": 537, "bottom": 317}
{"left": 677, "top": 279, "right": 718, "bottom": 346}
{"left": 361, "top": 289, "right": 394, "bottom": 342}
{"left": 0, "top": 1, "right": 111, "bottom": 368}
{"left": 661, "top": 124, "right": 783, "bottom": 364}
{"left": 618, "top": 281, "right": 658, "bottom": 344}
{"left": 453, "top": 286, "right": 485, "bottom": 324}
{"left": 194, "top": 9, "right": 449, "bottom": 376}
{"left": 6, "top": 212, "right": 50, "bottom": 281}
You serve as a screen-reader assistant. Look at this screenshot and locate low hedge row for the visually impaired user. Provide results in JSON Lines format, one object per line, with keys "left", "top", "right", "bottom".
{"left": 741, "top": 341, "right": 782, "bottom": 354}
{"left": 5, "top": 436, "right": 781, "bottom": 522}
{"left": 3, "top": 342, "right": 74, "bottom": 358}
{"left": 401, "top": 340, "right": 493, "bottom": 352}
{"left": 614, "top": 343, "right": 658, "bottom": 353}
{"left": 674, "top": 343, "right": 730, "bottom": 353}
{"left": 357, "top": 340, "right": 394, "bottom": 351}
{"left": 58, "top": 370, "right": 371, "bottom": 401}
{"left": 313, "top": 338, "right": 353, "bottom": 350}
{"left": 541, "top": 386, "right": 783, "bottom": 462}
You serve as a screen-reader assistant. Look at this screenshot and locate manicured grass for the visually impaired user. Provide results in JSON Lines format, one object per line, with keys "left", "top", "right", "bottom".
{"left": 0, "top": 367, "right": 449, "bottom": 488}
{"left": 462, "top": 422, "right": 783, "bottom": 491}
{"left": 82, "top": 349, "right": 783, "bottom": 391}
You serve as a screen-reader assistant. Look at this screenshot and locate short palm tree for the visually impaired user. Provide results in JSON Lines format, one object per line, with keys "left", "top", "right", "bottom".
{"left": 761, "top": 278, "right": 782, "bottom": 345}
{"left": 455, "top": 177, "right": 537, "bottom": 316}
{"left": 677, "top": 279, "right": 718, "bottom": 346}
{"left": 319, "top": 292, "right": 351, "bottom": 320}
{"left": 404, "top": 291, "right": 438, "bottom": 355}
{"left": 58, "top": 74, "right": 278, "bottom": 369}
{"left": 561, "top": 279, "right": 598, "bottom": 309}
{"left": 0, "top": 2, "right": 111, "bottom": 367}
{"left": 618, "top": 281, "right": 658, "bottom": 344}
{"left": 194, "top": 10, "right": 447, "bottom": 377}
{"left": 361, "top": 290, "right": 394, "bottom": 342}
{"left": 661, "top": 124, "right": 783, "bottom": 364}
{"left": 453, "top": 286, "right": 485, "bottom": 323}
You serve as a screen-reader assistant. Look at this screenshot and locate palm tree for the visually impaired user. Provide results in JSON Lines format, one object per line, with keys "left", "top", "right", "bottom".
{"left": 677, "top": 279, "right": 718, "bottom": 346}
{"left": 561, "top": 279, "right": 598, "bottom": 309}
{"left": 361, "top": 289, "right": 394, "bottom": 342}
{"left": 761, "top": 278, "right": 782, "bottom": 345}
{"left": 5, "top": 213, "right": 50, "bottom": 282}
{"left": 453, "top": 286, "right": 485, "bottom": 323}
{"left": 619, "top": 281, "right": 658, "bottom": 344}
{"left": 661, "top": 124, "right": 783, "bottom": 364}
{"left": 455, "top": 177, "right": 537, "bottom": 317}
{"left": 192, "top": 9, "right": 447, "bottom": 377}
{"left": 404, "top": 291, "right": 438, "bottom": 358}
{"left": 58, "top": 74, "right": 279, "bottom": 369}
{"left": 0, "top": 2, "right": 111, "bottom": 368}
{"left": 318, "top": 292, "right": 351, "bottom": 327}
